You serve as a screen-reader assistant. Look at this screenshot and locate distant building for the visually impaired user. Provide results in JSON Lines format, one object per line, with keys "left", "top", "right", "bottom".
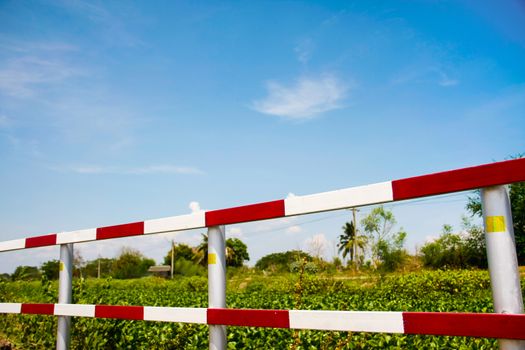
{"left": 148, "top": 265, "right": 171, "bottom": 278}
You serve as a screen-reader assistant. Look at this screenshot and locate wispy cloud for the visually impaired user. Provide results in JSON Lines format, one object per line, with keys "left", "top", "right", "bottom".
{"left": 286, "top": 225, "right": 302, "bottom": 235}
{"left": 0, "top": 42, "right": 84, "bottom": 98}
{"left": 392, "top": 66, "right": 459, "bottom": 88}
{"left": 252, "top": 74, "right": 348, "bottom": 119}
{"left": 294, "top": 38, "right": 315, "bottom": 64}
{"left": 54, "top": 164, "right": 205, "bottom": 175}
{"left": 53, "top": 0, "right": 142, "bottom": 47}
{"left": 0, "top": 37, "right": 141, "bottom": 153}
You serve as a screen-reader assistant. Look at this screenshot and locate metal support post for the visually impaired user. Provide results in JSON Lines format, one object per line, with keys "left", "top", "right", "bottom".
{"left": 208, "top": 225, "right": 226, "bottom": 350}
{"left": 56, "top": 243, "right": 73, "bottom": 350}
{"left": 481, "top": 186, "right": 524, "bottom": 350}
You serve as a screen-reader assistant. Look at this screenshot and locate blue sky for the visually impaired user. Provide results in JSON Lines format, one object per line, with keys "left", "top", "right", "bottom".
{"left": 0, "top": 0, "right": 524, "bottom": 273}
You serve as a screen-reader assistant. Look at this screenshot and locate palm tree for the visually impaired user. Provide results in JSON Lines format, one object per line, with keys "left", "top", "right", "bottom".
{"left": 196, "top": 233, "right": 208, "bottom": 266}
{"left": 338, "top": 221, "right": 356, "bottom": 262}
{"left": 338, "top": 221, "right": 367, "bottom": 267}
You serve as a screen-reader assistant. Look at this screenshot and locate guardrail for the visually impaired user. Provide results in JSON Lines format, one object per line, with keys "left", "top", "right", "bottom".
{"left": 1, "top": 158, "right": 525, "bottom": 349}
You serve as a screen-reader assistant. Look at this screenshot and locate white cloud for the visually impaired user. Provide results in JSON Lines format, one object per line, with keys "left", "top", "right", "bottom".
{"left": 189, "top": 201, "right": 202, "bottom": 213}
{"left": 286, "top": 225, "right": 302, "bottom": 235}
{"left": 252, "top": 74, "right": 348, "bottom": 119}
{"left": 227, "top": 227, "right": 243, "bottom": 238}
{"left": 303, "top": 233, "right": 329, "bottom": 258}
{"left": 54, "top": 164, "right": 204, "bottom": 175}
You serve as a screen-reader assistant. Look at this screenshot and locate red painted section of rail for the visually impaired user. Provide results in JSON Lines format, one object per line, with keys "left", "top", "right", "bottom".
{"left": 403, "top": 312, "right": 525, "bottom": 339}
{"left": 21, "top": 303, "right": 54, "bottom": 315}
{"left": 25, "top": 234, "right": 57, "bottom": 248}
{"left": 205, "top": 200, "right": 285, "bottom": 226}
{"left": 95, "top": 305, "right": 144, "bottom": 320}
{"left": 392, "top": 158, "right": 525, "bottom": 201}
{"left": 96, "top": 222, "right": 144, "bottom": 240}
{"left": 207, "top": 308, "right": 290, "bottom": 328}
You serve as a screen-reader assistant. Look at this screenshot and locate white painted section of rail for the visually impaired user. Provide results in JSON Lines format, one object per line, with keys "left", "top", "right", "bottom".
{"left": 144, "top": 212, "right": 205, "bottom": 234}
{"left": 0, "top": 238, "right": 25, "bottom": 252}
{"left": 143, "top": 307, "right": 207, "bottom": 323}
{"left": 57, "top": 229, "right": 96, "bottom": 244}
{"left": 0, "top": 303, "right": 22, "bottom": 313}
{"left": 208, "top": 225, "right": 226, "bottom": 350}
{"left": 289, "top": 310, "right": 404, "bottom": 333}
{"left": 56, "top": 244, "right": 73, "bottom": 350}
{"left": 284, "top": 181, "right": 393, "bottom": 216}
{"left": 54, "top": 304, "right": 95, "bottom": 318}
{"left": 481, "top": 186, "right": 525, "bottom": 350}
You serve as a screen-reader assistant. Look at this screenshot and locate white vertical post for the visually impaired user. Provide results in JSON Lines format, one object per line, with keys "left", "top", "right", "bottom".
{"left": 208, "top": 225, "right": 226, "bottom": 350}
{"left": 481, "top": 186, "right": 525, "bottom": 350}
{"left": 56, "top": 243, "right": 73, "bottom": 350}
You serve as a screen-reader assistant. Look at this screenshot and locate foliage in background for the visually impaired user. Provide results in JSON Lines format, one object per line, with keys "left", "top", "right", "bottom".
{"left": 420, "top": 219, "right": 486, "bottom": 269}
{"left": 226, "top": 238, "right": 250, "bottom": 267}
{"left": 84, "top": 258, "right": 115, "bottom": 278}
{"left": 162, "top": 244, "right": 196, "bottom": 266}
{"left": 255, "top": 250, "right": 313, "bottom": 273}
{"left": 111, "top": 247, "right": 155, "bottom": 279}
{"left": 195, "top": 234, "right": 250, "bottom": 268}
{"left": 361, "top": 206, "right": 408, "bottom": 271}
{"left": 40, "top": 260, "right": 60, "bottom": 280}
{"left": 11, "top": 265, "right": 40, "bottom": 281}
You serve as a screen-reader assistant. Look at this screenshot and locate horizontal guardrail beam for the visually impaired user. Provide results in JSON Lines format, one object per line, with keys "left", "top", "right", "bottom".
{"left": 1, "top": 158, "right": 524, "bottom": 252}
{"left": 1, "top": 303, "right": 524, "bottom": 339}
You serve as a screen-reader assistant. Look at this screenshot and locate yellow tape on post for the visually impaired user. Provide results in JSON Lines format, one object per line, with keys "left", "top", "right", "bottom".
{"left": 486, "top": 216, "right": 506, "bottom": 233}
{"left": 59, "top": 262, "right": 64, "bottom": 271}
{"left": 208, "top": 253, "right": 217, "bottom": 265}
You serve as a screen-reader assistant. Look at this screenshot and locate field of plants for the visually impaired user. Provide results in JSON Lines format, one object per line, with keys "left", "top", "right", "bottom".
{"left": 1, "top": 269, "right": 524, "bottom": 349}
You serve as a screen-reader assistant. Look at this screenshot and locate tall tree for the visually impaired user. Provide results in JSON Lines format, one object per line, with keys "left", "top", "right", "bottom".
{"left": 162, "top": 243, "right": 196, "bottom": 266}
{"left": 226, "top": 238, "right": 250, "bottom": 267}
{"left": 40, "top": 260, "right": 60, "bottom": 280}
{"left": 12, "top": 266, "right": 40, "bottom": 281}
{"left": 338, "top": 221, "right": 367, "bottom": 264}
{"left": 196, "top": 234, "right": 249, "bottom": 267}
{"left": 112, "top": 247, "right": 155, "bottom": 279}
{"left": 361, "top": 206, "right": 407, "bottom": 269}
{"left": 196, "top": 233, "right": 209, "bottom": 266}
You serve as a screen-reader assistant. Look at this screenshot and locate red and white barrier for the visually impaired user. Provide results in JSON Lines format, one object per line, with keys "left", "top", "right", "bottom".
{"left": 1, "top": 158, "right": 524, "bottom": 252}
{"left": 1, "top": 303, "right": 524, "bottom": 339}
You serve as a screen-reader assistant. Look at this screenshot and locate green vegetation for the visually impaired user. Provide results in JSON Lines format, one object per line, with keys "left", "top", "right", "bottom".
{"left": 420, "top": 221, "right": 487, "bottom": 269}
{"left": 254, "top": 250, "right": 312, "bottom": 272}
{"left": 2, "top": 269, "right": 522, "bottom": 349}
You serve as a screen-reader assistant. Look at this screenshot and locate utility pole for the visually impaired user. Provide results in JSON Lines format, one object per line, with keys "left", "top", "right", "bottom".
{"left": 351, "top": 208, "right": 359, "bottom": 270}
{"left": 97, "top": 257, "right": 101, "bottom": 279}
{"left": 171, "top": 240, "right": 175, "bottom": 279}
